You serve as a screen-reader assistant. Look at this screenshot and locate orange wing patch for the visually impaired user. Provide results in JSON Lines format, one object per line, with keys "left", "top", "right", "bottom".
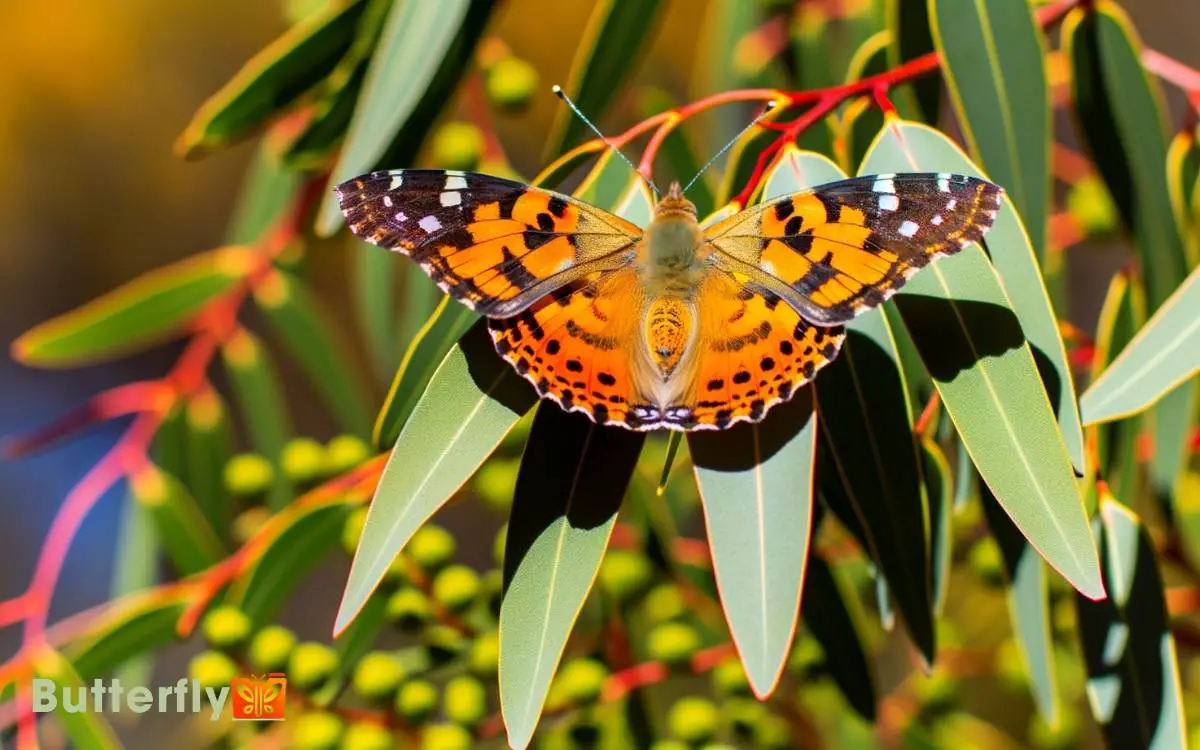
{"left": 488, "top": 269, "right": 645, "bottom": 427}
{"left": 678, "top": 272, "right": 845, "bottom": 430}
{"left": 337, "top": 170, "right": 640, "bottom": 317}
{"left": 705, "top": 173, "right": 1003, "bottom": 325}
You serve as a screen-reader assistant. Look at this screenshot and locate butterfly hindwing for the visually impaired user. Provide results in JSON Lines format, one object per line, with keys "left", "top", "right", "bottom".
{"left": 336, "top": 170, "right": 641, "bottom": 317}
{"left": 703, "top": 173, "right": 1003, "bottom": 325}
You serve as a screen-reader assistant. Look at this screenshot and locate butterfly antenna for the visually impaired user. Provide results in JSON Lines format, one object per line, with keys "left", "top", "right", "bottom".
{"left": 682, "top": 100, "right": 779, "bottom": 194}
{"left": 553, "top": 85, "right": 660, "bottom": 197}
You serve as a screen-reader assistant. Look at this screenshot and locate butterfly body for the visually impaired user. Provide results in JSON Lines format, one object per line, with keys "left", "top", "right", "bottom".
{"left": 337, "top": 168, "right": 1002, "bottom": 432}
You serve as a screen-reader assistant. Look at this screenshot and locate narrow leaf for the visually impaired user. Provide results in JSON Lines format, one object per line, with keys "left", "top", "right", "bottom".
{"left": 32, "top": 649, "right": 121, "bottom": 748}
{"left": 499, "top": 406, "right": 644, "bottom": 749}
{"left": 129, "top": 464, "right": 225, "bottom": 576}
{"left": 886, "top": 0, "right": 940, "bottom": 123}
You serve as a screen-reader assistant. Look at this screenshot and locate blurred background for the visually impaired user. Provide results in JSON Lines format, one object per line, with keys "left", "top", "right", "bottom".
{"left": 0, "top": 0, "right": 1197, "bottom": 742}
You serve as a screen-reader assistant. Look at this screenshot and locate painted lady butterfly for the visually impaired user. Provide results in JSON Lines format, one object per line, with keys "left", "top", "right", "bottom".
{"left": 337, "top": 168, "right": 1001, "bottom": 431}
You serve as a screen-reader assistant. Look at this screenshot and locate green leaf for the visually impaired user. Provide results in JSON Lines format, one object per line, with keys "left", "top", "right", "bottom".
{"left": 13, "top": 247, "right": 250, "bottom": 368}
{"left": 255, "top": 269, "right": 372, "bottom": 436}
{"left": 545, "top": 0, "right": 665, "bottom": 156}
{"left": 316, "top": 0, "right": 495, "bottom": 234}
{"left": 221, "top": 328, "right": 294, "bottom": 509}
{"left": 231, "top": 501, "right": 354, "bottom": 625}
{"left": 373, "top": 295, "right": 480, "bottom": 449}
{"left": 801, "top": 542, "right": 877, "bottom": 721}
{"left": 1088, "top": 272, "right": 1146, "bottom": 505}
{"left": 885, "top": 0, "right": 940, "bottom": 123}
{"left": 337, "top": 176, "right": 652, "bottom": 635}
{"left": 921, "top": 439, "right": 952, "bottom": 616}
{"left": 69, "top": 596, "right": 188, "bottom": 679}
{"left": 1081, "top": 263, "right": 1200, "bottom": 424}
{"left": 841, "top": 31, "right": 923, "bottom": 174}
{"left": 32, "top": 649, "right": 121, "bottom": 748}
{"left": 352, "top": 242, "right": 400, "bottom": 382}
{"left": 860, "top": 119, "right": 1103, "bottom": 600}
{"left": 108, "top": 493, "right": 159, "bottom": 687}
{"left": 689, "top": 388, "right": 818, "bottom": 698}
{"left": 499, "top": 406, "right": 644, "bottom": 749}
{"left": 310, "top": 594, "right": 388, "bottom": 707}
{"left": 176, "top": 0, "right": 369, "bottom": 157}
{"left": 225, "top": 143, "right": 303, "bottom": 245}
{"left": 184, "top": 392, "right": 234, "bottom": 542}
{"left": 336, "top": 323, "right": 537, "bottom": 634}
{"left": 130, "top": 464, "right": 225, "bottom": 576}
{"left": 981, "top": 483, "right": 1059, "bottom": 725}
{"left": 1076, "top": 496, "right": 1187, "bottom": 749}
{"left": 931, "top": 0, "right": 1050, "bottom": 266}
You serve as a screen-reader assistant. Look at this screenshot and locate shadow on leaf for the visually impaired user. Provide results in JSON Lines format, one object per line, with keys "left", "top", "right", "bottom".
{"left": 688, "top": 386, "right": 816, "bottom": 472}
{"left": 893, "top": 296, "right": 1026, "bottom": 381}
{"left": 459, "top": 319, "right": 539, "bottom": 415}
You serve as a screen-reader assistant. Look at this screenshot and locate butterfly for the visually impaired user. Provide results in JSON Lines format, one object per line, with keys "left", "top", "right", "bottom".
{"left": 337, "top": 169, "right": 1002, "bottom": 431}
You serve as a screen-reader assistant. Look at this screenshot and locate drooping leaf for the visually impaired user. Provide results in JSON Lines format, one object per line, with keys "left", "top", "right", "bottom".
{"left": 68, "top": 595, "right": 189, "bottom": 680}
{"left": 499, "top": 405, "right": 645, "bottom": 750}
{"left": 860, "top": 120, "right": 1103, "bottom": 600}
{"left": 885, "top": 0, "right": 940, "bottom": 123}
{"left": 176, "top": 0, "right": 369, "bottom": 157}
{"left": 1076, "top": 496, "right": 1187, "bottom": 749}
{"left": 1081, "top": 263, "right": 1200, "bottom": 425}
{"left": 184, "top": 391, "right": 234, "bottom": 541}
{"left": 316, "top": 0, "right": 495, "bottom": 234}
{"left": 129, "top": 464, "right": 225, "bottom": 576}
{"left": 689, "top": 387, "right": 818, "bottom": 698}
{"left": 108, "top": 492, "right": 159, "bottom": 687}
{"left": 255, "top": 268, "right": 373, "bottom": 437}
{"left": 981, "top": 484, "right": 1059, "bottom": 725}
{"left": 13, "top": 248, "right": 251, "bottom": 368}
{"left": 931, "top": 0, "right": 1050, "bottom": 267}
{"left": 545, "top": 0, "right": 665, "bottom": 157}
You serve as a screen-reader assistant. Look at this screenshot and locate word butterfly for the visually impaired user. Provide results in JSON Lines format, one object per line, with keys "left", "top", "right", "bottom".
{"left": 337, "top": 109, "right": 1001, "bottom": 432}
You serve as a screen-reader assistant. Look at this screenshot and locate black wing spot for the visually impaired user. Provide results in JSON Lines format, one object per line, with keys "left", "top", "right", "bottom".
{"left": 566, "top": 359, "right": 584, "bottom": 373}
{"left": 597, "top": 372, "right": 616, "bottom": 386}
{"left": 546, "top": 339, "right": 561, "bottom": 355}
{"left": 760, "top": 357, "right": 775, "bottom": 372}
{"left": 706, "top": 378, "right": 725, "bottom": 392}
{"left": 732, "top": 370, "right": 751, "bottom": 385}
{"left": 548, "top": 196, "right": 568, "bottom": 218}
{"left": 536, "top": 212, "right": 555, "bottom": 232}
{"left": 774, "top": 199, "right": 795, "bottom": 221}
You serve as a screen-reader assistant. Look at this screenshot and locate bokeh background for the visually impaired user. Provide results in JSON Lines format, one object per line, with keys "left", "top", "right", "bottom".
{"left": 0, "top": 0, "right": 1197, "bottom": 744}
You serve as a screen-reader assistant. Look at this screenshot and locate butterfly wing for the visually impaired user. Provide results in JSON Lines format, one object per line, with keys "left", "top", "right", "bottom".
{"left": 703, "top": 173, "right": 1003, "bottom": 325}
{"left": 488, "top": 268, "right": 652, "bottom": 428}
{"left": 336, "top": 170, "right": 642, "bottom": 318}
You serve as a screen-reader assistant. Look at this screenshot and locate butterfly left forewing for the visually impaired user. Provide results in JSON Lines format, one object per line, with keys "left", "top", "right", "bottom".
{"left": 337, "top": 170, "right": 642, "bottom": 317}
{"left": 703, "top": 173, "right": 1003, "bottom": 325}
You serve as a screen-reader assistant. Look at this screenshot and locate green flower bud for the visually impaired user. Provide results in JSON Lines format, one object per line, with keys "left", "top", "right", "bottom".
{"left": 340, "top": 721, "right": 394, "bottom": 750}
{"left": 248, "top": 625, "right": 297, "bottom": 673}
{"left": 711, "top": 659, "right": 751, "bottom": 698}
{"left": 649, "top": 743, "right": 690, "bottom": 750}
{"left": 1029, "top": 707, "right": 1080, "bottom": 750}
{"left": 409, "top": 524, "right": 457, "bottom": 572}
{"left": 642, "top": 583, "right": 687, "bottom": 625}
{"left": 968, "top": 538, "right": 1006, "bottom": 587}
{"left": 757, "top": 715, "right": 793, "bottom": 750}
{"left": 432, "top": 565, "right": 481, "bottom": 612}
{"left": 281, "top": 437, "right": 326, "bottom": 487}
{"left": 431, "top": 123, "right": 484, "bottom": 172}
{"left": 548, "top": 658, "right": 609, "bottom": 710}
{"left": 386, "top": 587, "right": 432, "bottom": 632}
{"left": 568, "top": 718, "right": 601, "bottom": 748}
{"left": 994, "top": 639, "right": 1028, "bottom": 691}
{"left": 788, "top": 635, "right": 823, "bottom": 677}
{"left": 291, "top": 711, "right": 343, "bottom": 750}
{"left": 232, "top": 506, "right": 270, "bottom": 545}
{"left": 200, "top": 605, "right": 252, "bottom": 650}
{"left": 492, "top": 524, "right": 507, "bottom": 568}
{"left": 420, "top": 723, "right": 473, "bottom": 750}
{"left": 468, "top": 631, "right": 500, "bottom": 677}
{"left": 352, "top": 652, "right": 405, "bottom": 703}
{"left": 598, "top": 549, "right": 653, "bottom": 602}
{"left": 473, "top": 458, "right": 517, "bottom": 512}
{"left": 723, "top": 697, "right": 767, "bottom": 741}
{"left": 223, "top": 453, "right": 274, "bottom": 498}
{"left": 288, "top": 642, "right": 339, "bottom": 690}
{"left": 324, "top": 434, "right": 371, "bottom": 476}
{"left": 646, "top": 622, "right": 701, "bottom": 668}
{"left": 342, "top": 507, "right": 369, "bottom": 556}
{"left": 395, "top": 679, "right": 439, "bottom": 724}
{"left": 482, "top": 569, "right": 503, "bottom": 619}
{"left": 485, "top": 57, "right": 538, "bottom": 112}
{"left": 1066, "top": 175, "right": 1118, "bottom": 238}
{"left": 424, "top": 625, "right": 467, "bottom": 665}
{"left": 189, "top": 651, "right": 237, "bottom": 690}
{"left": 914, "top": 671, "right": 957, "bottom": 715}
{"left": 667, "top": 697, "right": 720, "bottom": 745}
{"left": 442, "top": 675, "right": 487, "bottom": 728}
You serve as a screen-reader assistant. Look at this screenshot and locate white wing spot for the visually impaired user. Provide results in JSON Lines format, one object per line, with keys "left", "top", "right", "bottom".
{"left": 878, "top": 194, "right": 899, "bottom": 212}
{"left": 440, "top": 191, "right": 462, "bottom": 207}
{"left": 445, "top": 174, "right": 468, "bottom": 191}
{"left": 383, "top": 195, "right": 393, "bottom": 207}
{"left": 899, "top": 220, "right": 920, "bottom": 238}
{"left": 937, "top": 175, "right": 951, "bottom": 193}
{"left": 394, "top": 211, "right": 408, "bottom": 223}
{"left": 873, "top": 175, "right": 896, "bottom": 194}
{"left": 946, "top": 199, "right": 958, "bottom": 211}
{"left": 419, "top": 215, "right": 442, "bottom": 234}
{"left": 445, "top": 170, "right": 466, "bottom": 177}
{"left": 389, "top": 174, "right": 403, "bottom": 190}
{"left": 931, "top": 214, "right": 944, "bottom": 226}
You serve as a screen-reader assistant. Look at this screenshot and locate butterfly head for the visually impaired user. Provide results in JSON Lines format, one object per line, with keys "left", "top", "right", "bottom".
{"left": 655, "top": 181, "right": 697, "bottom": 219}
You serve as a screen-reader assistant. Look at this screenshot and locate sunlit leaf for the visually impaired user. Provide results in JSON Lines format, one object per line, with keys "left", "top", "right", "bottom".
{"left": 221, "top": 328, "right": 293, "bottom": 510}
{"left": 860, "top": 120, "right": 1102, "bottom": 600}
{"left": 13, "top": 248, "right": 251, "bottom": 368}
{"left": 499, "top": 406, "right": 644, "bottom": 750}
